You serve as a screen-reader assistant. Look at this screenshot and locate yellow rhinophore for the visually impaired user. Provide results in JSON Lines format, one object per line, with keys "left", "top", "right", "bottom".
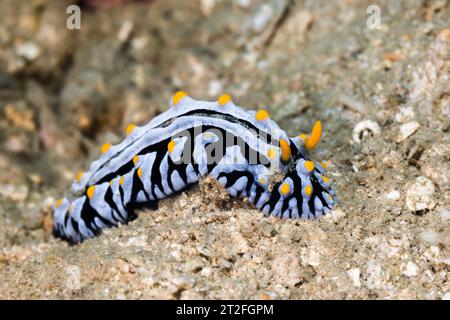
{"left": 305, "top": 121, "right": 322, "bottom": 150}
{"left": 100, "top": 143, "right": 111, "bottom": 154}
{"left": 279, "top": 139, "right": 291, "bottom": 162}
{"left": 218, "top": 94, "right": 231, "bottom": 106}
{"left": 255, "top": 109, "right": 269, "bottom": 121}
{"left": 126, "top": 124, "right": 137, "bottom": 135}
{"left": 87, "top": 186, "right": 95, "bottom": 199}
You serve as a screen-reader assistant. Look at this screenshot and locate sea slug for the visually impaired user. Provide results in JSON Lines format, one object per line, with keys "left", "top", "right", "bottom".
{"left": 53, "top": 92, "right": 336, "bottom": 243}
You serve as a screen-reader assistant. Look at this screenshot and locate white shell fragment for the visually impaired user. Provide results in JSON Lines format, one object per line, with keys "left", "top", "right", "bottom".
{"left": 352, "top": 120, "right": 381, "bottom": 144}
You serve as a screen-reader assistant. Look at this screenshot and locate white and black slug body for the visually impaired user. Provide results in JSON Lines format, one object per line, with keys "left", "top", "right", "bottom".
{"left": 53, "top": 92, "right": 337, "bottom": 244}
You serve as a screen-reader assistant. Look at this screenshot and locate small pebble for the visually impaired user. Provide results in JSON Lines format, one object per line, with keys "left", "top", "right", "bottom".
{"left": 197, "top": 245, "right": 214, "bottom": 257}
{"left": 172, "top": 276, "right": 195, "bottom": 289}
{"left": 22, "top": 206, "right": 44, "bottom": 230}
{"left": 184, "top": 258, "right": 204, "bottom": 273}
{"left": 418, "top": 229, "right": 441, "bottom": 246}
{"left": 142, "top": 276, "right": 155, "bottom": 286}
{"left": 394, "top": 106, "right": 415, "bottom": 123}
{"left": 401, "top": 261, "right": 418, "bottom": 277}
{"left": 117, "top": 21, "right": 133, "bottom": 43}
{"left": 235, "top": 0, "right": 250, "bottom": 8}
{"left": 3, "top": 134, "right": 30, "bottom": 155}
{"left": 15, "top": 41, "right": 40, "bottom": 61}
{"left": 0, "top": 183, "right": 29, "bottom": 202}
{"left": 218, "top": 258, "right": 232, "bottom": 269}
{"left": 347, "top": 268, "right": 361, "bottom": 287}
{"left": 252, "top": 4, "right": 274, "bottom": 33}
{"left": 119, "top": 263, "right": 130, "bottom": 274}
{"left": 339, "top": 94, "right": 368, "bottom": 114}
{"left": 396, "top": 121, "right": 420, "bottom": 142}
{"left": 406, "top": 176, "right": 436, "bottom": 212}
{"left": 436, "top": 208, "right": 450, "bottom": 221}
{"left": 116, "top": 293, "right": 127, "bottom": 300}
{"left": 386, "top": 190, "right": 401, "bottom": 201}
{"left": 200, "top": 0, "right": 215, "bottom": 16}
{"left": 200, "top": 267, "right": 213, "bottom": 278}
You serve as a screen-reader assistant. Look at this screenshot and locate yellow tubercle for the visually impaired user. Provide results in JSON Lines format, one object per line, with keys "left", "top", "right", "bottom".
{"left": 218, "top": 94, "right": 231, "bottom": 106}
{"left": 133, "top": 155, "right": 139, "bottom": 165}
{"left": 320, "top": 161, "right": 328, "bottom": 169}
{"left": 75, "top": 171, "right": 84, "bottom": 182}
{"left": 322, "top": 175, "right": 330, "bottom": 183}
{"left": 119, "top": 176, "right": 124, "bottom": 186}
{"left": 87, "top": 186, "right": 95, "bottom": 199}
{"left": 267, "top": 148, "right": 276, "bottom": 159}
{"left": 279, "top": 139, "right": 291, "bottom": 162}
{"left": 304, "top": 160, "right": 315, "bottom": 172}
{"left": 172, "top": 91, "right": 187, "bottom": 106}
{"left": 55, "top": 198, "right": 63, "bottom": 208}
{"left": 280, "top": 183, "right": 290, "bottom": 195}
{"left": 137, "top": 167, "right": 142, "bottom": 178}
{"left": 126, "top": 124, "right": 137, "bottom": 136}
{"left": 167, "top": 140, "right": 176, "bottom": 153}
{"left": 255, "top": 110, "right": 270, "bottom": 121}
{"left": 259, "top": 178, "right": 266, "bottom": 185}
{"left": 305, "top": 121, "right": 322, "bottom": 150}
{"left": 100, "top": 143, "right": 111, "bottom": 154}
{"left": 305, "top": 185, "right": 312, "bottom": 196}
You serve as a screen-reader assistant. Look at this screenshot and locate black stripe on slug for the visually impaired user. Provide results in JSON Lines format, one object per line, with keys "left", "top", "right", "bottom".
{"left": 71, "top": 218, "right": 80, "bottom": 239}
{"left": 81, "top": 199, "right": 114, "bottom": 233}
{"left": 159, "top": 109, "right": 272, "bottom": 145}
{"left": 310, "top": 174, "right": 331, "bottom": 211}
{"left": 131, "top": 168, "right": 151, "bottom": 204}
{"left": 105, "top": 186, "right": 126, "bottom": 222}
{"left": 150, "top": 147, "right": 168, "bottom": 199}
{"left": 267, "top": 184, "right": 282, "bottom": 213}
{"left": 252, "top": 183, "right": 265, "bottom": 206}
{"left": 280, "top": 194, "right": 294, "bottom": 218}
{"left": 166, "top": 156, "right": 179, "bottom": 193}
{"left": 64, "top": 212, "right": 70, "bottom": 228}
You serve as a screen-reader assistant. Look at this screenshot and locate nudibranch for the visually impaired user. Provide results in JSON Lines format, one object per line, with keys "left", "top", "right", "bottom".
{"left": 53, "top": 92, "right": 336, "bottom": 243}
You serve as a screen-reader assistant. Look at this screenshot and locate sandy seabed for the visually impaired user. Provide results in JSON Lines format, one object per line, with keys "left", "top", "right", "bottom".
{"left": 0, "top": 0, "right": 449, "bottom": 299}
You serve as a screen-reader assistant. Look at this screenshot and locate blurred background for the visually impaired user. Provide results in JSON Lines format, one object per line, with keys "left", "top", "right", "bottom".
{"left": 0, "top": 0, "right": 449, "bottom": 299}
